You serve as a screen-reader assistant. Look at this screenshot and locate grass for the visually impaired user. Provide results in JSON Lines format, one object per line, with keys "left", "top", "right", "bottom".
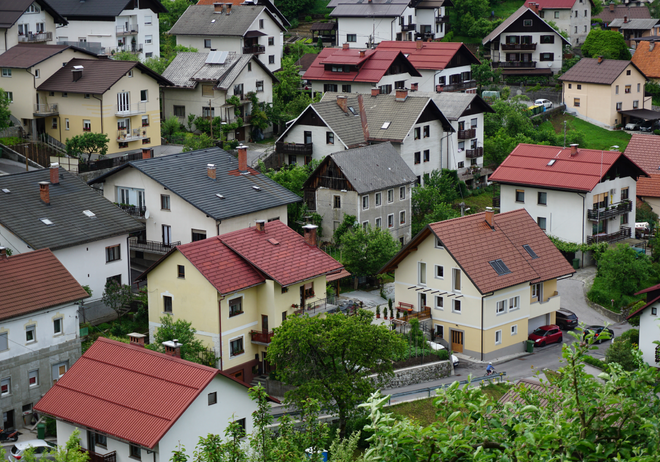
{"left": 493, "top": 0, "right": 525, "bottom": 20}
{"left": 541, "top": 114, "right": 632, "bottom": 151}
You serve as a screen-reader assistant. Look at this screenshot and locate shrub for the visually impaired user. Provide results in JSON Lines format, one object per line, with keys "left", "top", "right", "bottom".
{"left": 290, "top": 18, "right": 299, "bottom": 28}
{"left": 304, "top": 15, "right": 312, "bottom": 22}
{"left": 582, "top": 354, "right": 607, "bottom": 370}
{"left": 619, "top": 328, "right": 639, "bottom": 344}
{"left": 605, "top": 339, "right": 638, "bottom": 371}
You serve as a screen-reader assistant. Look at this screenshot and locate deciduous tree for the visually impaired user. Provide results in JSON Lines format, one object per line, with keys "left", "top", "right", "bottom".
{"left": 0, "top": 89, "right": 11, "bottom": 129}
{"left": 147, "top": 316, "right": 217, "bottom": 366}
{"left": 340, "top": 225, "right": 400, "bottom": 280}
{"left": 66, "top": 132, "right": 109, "bottom": 162}
{"left": 582, "top": 29, "right": 632, "bottom": 60}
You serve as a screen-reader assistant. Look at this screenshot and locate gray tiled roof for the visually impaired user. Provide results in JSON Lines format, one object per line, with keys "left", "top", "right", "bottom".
{"left": 163, "top": 52, "right": 239, "bottom": 88}
{"left": 434, "top": 92, "right": 480, "bottom": 120}
{"left": 327, "top": 143, "right": 416, "bottom": 193}
{"left": 330, "top": 1, "right": 409, "bottom": 17}
{"left": 217, "top": 55, "right": 253, "bottom": 89}
{"left": 362, "top": 93, "right": 434, "bottom": 141}
{"left": 609, "top": 18, "right": 659, "bottom": 29}
{"left": 558, "top": 58, "right": 633, "bottom": 85}
{"left": 313, "top": 95, "right": 367, "bottom": 147}
{"left": 89, "top": 148, "right": 302, "bottom": 221}
{"left": 46, "top": 0, "right": 167, "bottom": 18}
{"left": 168, "top": 5, "right": 269, "bottom": 37}
{"left": 0, "top": 0, "right": 67, "bottom": 29}
{"left": 0, "top": 168, "right": 143, "bottom": 251}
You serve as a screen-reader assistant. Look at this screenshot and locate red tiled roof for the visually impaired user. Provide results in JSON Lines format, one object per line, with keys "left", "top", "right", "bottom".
{"left": 380, "top": 209, "right": 575, "bottom": 294}
{"left": 489, "top": 143, "right": 646, "bottom": 192}
{"left": 632, "top": 41, "right": 660, "bottom": 79}
{"left": 637, "top": 175, "right": 660, "bottom": 197}
{"left": 0, "top": 248, "right": 89, "bottom": 322}
{"left": 524, "top": 0, "right": 580, "bottom": 10}
{"left": 375, "top": 41, "right": 480, "bottom": 70}
{"left": 623, "top": 133, "right": 660, "bottom": 175}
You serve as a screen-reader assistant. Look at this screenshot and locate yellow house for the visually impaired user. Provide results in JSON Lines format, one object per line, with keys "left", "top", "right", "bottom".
{"left": 139, "top": 220, "right": 344, "bottom": 383}
{"left": 559, "top": 57, "right": 649, "bottom": 129}
{"left": 36, "top": 58, "right": 172, "bottom": 154}
{"left": 379, "top": 208, "right": 575, "bottom": 361}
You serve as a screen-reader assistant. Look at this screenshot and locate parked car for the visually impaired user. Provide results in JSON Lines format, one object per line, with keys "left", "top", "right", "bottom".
{"left": 528, "top": 325, "right": 563, "bottom": 347}
{"left": 639, "top": 121, "right": 654, "bottom": 132}
{"left": 535, "top": 99, "right": 553, "bottom": 109}
{"left": 8, "top": 440, "right": 57, "bottom": 462}
{"left": 582, "top": 325, "right": 614, "bottom": 344}
{"left": 556, "top": 308, "right": 578, "bottom": 330}
{"left": 427, "top": 341, "right": 459, "bottom": 367}
{"left": 625, "top": 121, "right": 640, "bottom": 131}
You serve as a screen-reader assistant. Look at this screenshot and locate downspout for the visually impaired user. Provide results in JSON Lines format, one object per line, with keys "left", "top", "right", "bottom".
{"left": 92, "top": 95, "right": 104, "bottom": 138}
{"left": 4, "top": 30, "right": 6, "bottom": 54}
{"left": 126, "top": 235, "right": 131, "bottom": 286}
{"left": 481, "top": 296, "right": 484, "bottom": 362}
{"left": 579, "top": 192, "right": 585, "bottom": 267}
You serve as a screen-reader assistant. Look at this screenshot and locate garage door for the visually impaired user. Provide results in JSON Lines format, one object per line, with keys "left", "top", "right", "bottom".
{"left": 528, "top": 314, "right": 549, "bottom": 334}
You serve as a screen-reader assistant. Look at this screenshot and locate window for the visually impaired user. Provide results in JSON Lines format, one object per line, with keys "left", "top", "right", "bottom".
{"left": 452, "top": 268, "right": 461, "bottom": 292}
{"left": 577, "top": 84, "right": 581, "bottom": 90}
{"left": 616, "top": 102, "right": 622, "bottom": 111}
{"left": 1, "top": 68, "right": 11, "bottom": 77}
{"left": 106, "top": 245, "right": 120, "bottom": 262}
{"left": 229, "top": 298, "right": 243, "bottom": 317}
{"left": 333, "top": 196, "right": 341, "bottom": 209}
{"left": 208, "top": 392, "right": 217, "bottom": 405}
{"left": 337, "top": 84, "right": 351, "bottom": 93}
{"left": 418, "top": 262, "right": 427, "bottom": 285}
{"left": 129, "top": 445, "right": 141, "bottom": 460}
{"left": 65, "top": 118, "right": 69, "bottom": 130}
{"left": 259, "top": 19, "right": 264, "bottom": 29}
{"left": 35, "top": 69, "right": 40, "bottom": 79}
{"left": 626, "top": 69, "right": 631, "bottom": 76}
{"left": 490, "top": 259, "right": 511, "bottom": 275}
{"left": 234, "top": 418, "right": 246, "bottom": 435}
{"left": 140, "top": 90, "right": 148, "bottom": 102}
{"left": 538, "top": 191, "right": 547, "bottom": 205}
{"left": 52, "top": 361, "right": 68, "bottom": 383}
{"left": 458, "top": 161, "right": 464, "bottom": 168}
{"left": 375, "top": 192, "right": 381, "bottom": 206}
{"left": 523, "top": 19, "right": 532, "bottom": 26}
{"left": 435, "top": 265, "right": 444, "bottom": 279}
{"left": 95, "top": 434, "right": 107, "bottom": 448}
{"left": 495, "top": 330, "right": 502, "bottom": 345}
{"left": 1, "top": 378, "right": 10, "bottom": 396}
{"left": 414, "top": 127, "right": 421, "bottom": 140}
{"left": 347, "top": 34, "right": 356, "bottom": 42}
{"left": 584, "top": 25, "right": 587, "bottom": 32}
{"left": 163, "top": 296, "right": 172, "bottom": 313}
{"left": 145, "top": 35, "right": 152, "bottom": 44}
{"left": 453, "top": 299, "right": 461, "bottom": 313}
{"left": 142, "top": 138, "right": 151, "bottom": 145}
{"left": 161, "top": 194, "right": 170, "bottom": 210}
{"left": 496, "top": 300, "right": 506, "bottom": 314}
{"left": 4, "top": 92, "right": 12, "bottom": 102}
{"left": 435, "top": 296, "right": 444, "bottom": 310}
{"left": 230, "top": 337, "right": 244, "bottom": 356}
{"left": 83, "top": 119, "right": 91, "bottom": 131}
{"left": 62, "top": 92, "right": 68, "bottom": 97}
{"left": 269, "top": 55, "right": 275, "bottom": 64}
{"left": 540, "top": 35, "right": 554, "bottom": 43}
{"left": 625, "top": 85, "right": 631, "bottom": 94}
{"left": 399, "top": 186, "right": 406, "bottom": 200}
{"left": 633, "top": 100, "right": 639, "bottom": 109}
{"left": 554, "top": 11, "right": 559, "bottom": 18}
{"left": 0, "top": 333, "right": 7, "bottom": 351}
{"left": 177, "top": 265, "right": 185, "bottom": 278}
{"left": 145, "top": 15, "right": 152, "bottom": 25}
{"left": 537, "top": 217, "right": 547, "bottom": 230}
{"left": 326, "top": 131, "right": 334, "bottom": 144}
{"left": 362, "top": 195, "right": 369, "bottom": 210}
{"left": 387, "top": 214, "right": 394, "bottom": 228}
{"left": 202, "top": 106, "right": 214, "bottom": 117}
{"left": 540, "top": 53, "right": 553, "bottom": 61}
{"left": 387, "top": 189, "right": 394, "bottom": 203}
{"left": 638, "top": 83, "right": 641, "bottom": 93}
{"left": 399, "top": 210, "right": 406, "bottom": 225}
{"left": 375, "top": 217, "right": 381, "bottom": 228}
{"left": 435, "top": 325, "right": 444, "bottom": 339}
{"left": 361, "top": 221, "right": 368, "bottom": 230}
{"left": 509, "top": 296, "right": 520, "bottom": 311}
{"left": 621, "top": 213, "right": 628, "bottom": 225}
{"left": 173, "top": 105, "right": 185, "bottom": 117}
{"left": 515, "top": 189, "right": 524, "bottom": 202}
{"left": 141, "top": 115, "right": 149, "bottom": 127}
{"left": 52, "top": 118, "right": 57, "bottom": 129}
{"left": 532, "top": 283, "right": 541, "bottom": 300}
{"left": 26, "top": 325, "right": 36, "bottom": 343}
{"left": 656, "top": 344, "right": 660, "bottom": 364}
{"left": 574, "top": 26, "right": 577, "bottom": 33}
{"left": 652, "top": 307, "right": 658, "bottom": 316}
{"left": 268, "top": 36, "right": 274, "bottom": 46}
{"left": 435, "top": 237, "right": 443, "bottom": 249}
{"left": 621, "top": 187, "right": 629, "bottom": 200}
{"left": 29, "top": 370, "right": 38, "bottom": 387}
{"left": 324, "top": 84, "right": 338, "bottom": 92}
{"left": 511, "top": 325, "right": 518, "bottom": 336}
{"left": 574, "top": 98, "right": 580, "bottom": 107}
{"left": 615, "top": 85, "right": 619, "bottom": 95}
{"left": 204, "top": 39, "right": 211, "bottom": 48}
{"left": 414, "top": 151, "right": 421, "bottom": 164}
{"left": 53, "top": 318, "right": 62, "bottom": 335}
{"left": 423, "top": 150, "right": 430, "bottom": 162}
{"left": 127, "top": 70, "right": 133, "bottom": 78}
{"left": 568, "top": 84, "right": 572, "bottom": 89}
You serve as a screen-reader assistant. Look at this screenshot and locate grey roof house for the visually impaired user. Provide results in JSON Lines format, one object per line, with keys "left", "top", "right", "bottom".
{"left": 302, "top": 142, "right": 417, "bottom": 244}
{"left": 88, "top": 146, "right": 302, "bottom": 263}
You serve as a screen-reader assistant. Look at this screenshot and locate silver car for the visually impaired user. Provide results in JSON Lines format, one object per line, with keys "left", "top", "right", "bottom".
{"left": 535, "top": 99, "right": 553, "bottom": 109}
{"left": 8, "top": 440, "right": 57, "bottom": 462}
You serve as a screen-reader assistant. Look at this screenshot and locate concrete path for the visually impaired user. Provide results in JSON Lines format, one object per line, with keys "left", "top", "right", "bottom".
{"left": 0, "top": 157, "right": 40, "bottom": 175}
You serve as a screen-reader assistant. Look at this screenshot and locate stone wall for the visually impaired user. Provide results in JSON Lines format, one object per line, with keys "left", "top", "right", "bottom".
{"left": 490, "top": 84, "right": 563, "bottom": 106}
{"left": 370, "top": 360, "right": 453, "bottom": 389}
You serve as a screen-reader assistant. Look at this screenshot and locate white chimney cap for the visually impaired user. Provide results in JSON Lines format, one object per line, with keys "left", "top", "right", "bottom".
{"left": 73, "top": 65, "right": 84, "bottom": 70}
{"left": 162, "top": 339, "right": 182, "bottom": 348}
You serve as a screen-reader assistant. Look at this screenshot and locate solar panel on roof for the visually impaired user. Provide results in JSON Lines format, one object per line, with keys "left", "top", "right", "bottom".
{"left": 489, "top": 259, "right": 511, "bottom": 276}
{"left": 523, "top": 244, "right": 538, "bottom": 259}
{"left": 206, "top": 51, "right": 228, "bottom": 64}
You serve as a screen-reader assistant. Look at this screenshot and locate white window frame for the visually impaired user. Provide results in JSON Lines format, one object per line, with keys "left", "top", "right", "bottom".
{"left": 452, "top": 299, "right": 461, "bottom": 313}
{"left": 28, "top": 370, "right": 39, "bottom": 387}
{"left": 511, "top": 325, "right": 518, "bottom": 336}
{"left": 140, "top": 90, "right": 148, "bottom": 102}
{"left": 435, "top": 295, "right": 444, "bottom": 310}
{"left": 26, "top": 324, "right": 36, "bottom": 343}
{"left": 387, "top": 214, "right": 394, "bottom": 228}
{"left": 399, "top": 186, "right": 406, "bottom": 200}
{"left": 452, "top": 268, "right": 461, "bottom": 293}
{"left": 144, "top": 15, "right": 152, "bottom": 25}
{"left": 362, "top": 195, "right": 369, "bottom": 210}
{"left": 496, "top": 300, "right": 506, "bottom": 315}
{"left": 375, "top": 192, "right": 381, "bottom": 206}
{"left": 53, "top": 317, "right": 63, "bottom": 335}
{"left": 1, "top": 68, "right": 11, "bottom": 77}
{"left": 65, "top": 118, "right": 69, "bottom": 130}
{"left": 375, "top": 217, "right": 382, "bottom": 229}
{"left": 435, "top": 265, "right": 444, "bottom": 279}
{"left": 418, "top": 262, "right": 427, "bottom": 285}
{"left": 509, "top": 296, "right": 520, "bottom": 312}
{"left": 435, "top": 237, "right": 443, "bottom": 249}
{"left": 229, "top": 297, "right": 243, "bottom": 317}
{"left": 145, "top": 35, "right": 152, "bottom": 44}
{"left": 399, "top": 210, "right": 406, "bottom": 225}
{"left": 495, "top": 330, "right": 502, "bottom": 345}
{"left": 1, "top": 378, "right": 10, "bottom": 396}
{"left": 0, "top": 332, "right": 7, "bottom": 351}
{"left": 387, "top": 189, "right": 394, "bottom": 203}
{"left": 229, "top": 335, "right": 245, "bottom": 357}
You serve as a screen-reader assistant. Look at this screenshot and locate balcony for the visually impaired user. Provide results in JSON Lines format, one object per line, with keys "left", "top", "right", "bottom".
{"left": 250, "top": 330, "right": 275, "bottom": 345}
{"left": 33, "top": 103, "right": 58, "bottom": 117}
{"left": 401, "top": 23, "right": 416, "bottom": 31}
{"left": 466, "top": 147, "right": 484, "bottom": 158}
{"left": 276, "top": 141, "right": 313, "bottom": 155}
{"left": 116, "top": 25, "right": 139, "bottom": 36}
{"left": 18, "top": 32, "right": 52, "bottom": 43}
{"left": 117, "top": 204, "right": 147, "bottom": 218}
{"left": 587, "top": 200, "right": 632, "bottom": 222}
{"left": 436, "top": 80, "right": 477, "bottom": 92}
{"left": 129, "top": 237, "right": 181, "bottom": 254}
{"left": 81, "top": 449, "right": 116, "bottom": 462}
{"left": 115, "top": 102, "right": 146, "bottom": 116}
{"left": 492, "top": 61, "right": 537, "bottom": 68}
{"left": 111, "top": 43, "right": 143, "bottom": 54}
{"left": 587, "top": 226, "right": 631, "bottom": 245}
{"left": 501, "top": 43, "right": 537, "bottom": 51}
{"left": 117, "top": 128, "right": 148, "bottom": 142}
{"left": 436, "top": 15, "right": 448, "bottom": 23}
{"left": 457, "top": 128, "right": 476, "bottom": 139}
{"left": 242, "top": 45, "right": 265, "bottom": 54}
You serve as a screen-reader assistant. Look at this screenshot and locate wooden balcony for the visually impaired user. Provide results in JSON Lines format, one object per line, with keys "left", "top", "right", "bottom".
{"left": 129, "top": 237, "right": 181, "bottom": 254}
{"left": 250, "top": 330, "right": 275, "bottom": 344}
{"left": 243, "top": 45, "right": 265, "bottom": 54}
{"left": 501, "top": 43, "right": 536, "bottom": 51}
{"left": 399, "top": 306, "right": 432, "bottom": 322}
{"left": 18, "top": 32, "right": 52, "bottom": 43}
{"left": 587, "top": 200, "right": 632, "bottom": 222}
{"left": 436, "top": 15, "right": 448, "bottom": 23}
{"left": 492, "top": 61, "right": 537, "bottom": 68}
{"left": 276, "top": 141, "right": 313, "bottom": 155}
{"left": 587, "top": 226, "right": 631, "bottom": 245}
{"left": 458, "top": 128, "right": 476, "bottom": 139}
{"left": 82, "top": 449, "right": 116, "bottom": 462}
{"left": 466, "top": 147, "right": 483, "bottom": 158}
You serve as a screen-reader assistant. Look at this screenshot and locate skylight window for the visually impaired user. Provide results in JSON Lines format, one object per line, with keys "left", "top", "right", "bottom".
{"left": 82, "top": 210, "right": 96, "bottom": 218}
{"left": 1, "top": 188, "right": 9, "bottom": 194}
{"left": 252, "top": 186, "right": 261, "bottom": 191}
{"left": 489, "top": 259, "right": 511, "bottom": 276}
{"left": 547, "top": 159, "right": 556, "bottom": 166}
{"left": 216, "top": 193, "right": 225, "bottom": 199}
{"left": 348, "top": 106, "right": 357, "bottom": 115}
{"left": 40, "top": 218, "right": 54, "bottom": 226}
{"left": 523, "top": 244, "right": 539, "bottom": 259}
{"left": 381, "top": 122, "right": 391, "bottom": 129}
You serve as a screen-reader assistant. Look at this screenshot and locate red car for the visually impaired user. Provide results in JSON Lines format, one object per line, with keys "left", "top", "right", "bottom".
{"left": 528, "top": 325, "right": 563, "bottom": 347}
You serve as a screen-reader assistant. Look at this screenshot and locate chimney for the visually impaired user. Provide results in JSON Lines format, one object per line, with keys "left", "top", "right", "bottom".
{"left": 39, "top": 181, "right": 50, "bottom": 205}
{"left": 213, "top": 2, "right": 223, "bottom": 13}
{"left": 598, "top": 55, "right": 603, "bottom": 64}
{"left": 570, "top": 144, "right": 579, "bottom": 156}
{"left": 371, "top": 87, "right": 379, "bottom": 97}
{"left": 359, "top": 50, "right": 366, "bottom": 58}
{"left": 226, "top": 4, "right": 232, "bottom": 14}
{"left": 610, "top": 1, "right": 615, "bottom": 11}
{"left": 410, "top": 82, "right": 418, "bottom": 92}
{"left": 416, "top": 39, "right": 423, "bottom": 50}
{"left": 624, "top": 15, "right": 628, "bottom": 23}
{"left": 72, "top": 65, "right": 83, "bottom": 82}
{"left": 303, "top": 224, "right": 318, "bottom": 247}
{"left": 336, "top": 95, "right": 348, "bottom": 112}
{"left": 485, "top": 207, "right": 494, "bottom": 229}
{"left": 528, "top": 2, "right": 539, "bottom": 14}
{"left": 237, "top": 144, "right": 248, "bottom": 171}
{"left": 50, "top": 162, "right": 59, "bottom": 185}
{"left": 128, "top": 332, "right": 146, "bottom": 347}
{"left": 141, "top": 147, "right": 152, "bottom": 159}
{"left": 255, "top": 219, "right": 265, "bottom": 232}
{"left": 0, "top": 247, "right": 7, "bottom": 259}
{"left": 163, "top": 339, "right": 182, "bottom": 358}
{"left": 207, "top": 163, "right": 217, "bottom": 179}
{"left": 395, "top": 88, "right": 408, "bottom": 101}
{"left": 357, "top": 94, "right": 369, "bottom": 140}
{"left": 343, "top": 42, "right": 349, "bottom": 50}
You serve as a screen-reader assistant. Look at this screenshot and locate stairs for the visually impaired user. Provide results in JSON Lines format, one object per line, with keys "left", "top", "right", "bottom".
{"left": 249, "top": 375, "right": 267, "bottom": 389}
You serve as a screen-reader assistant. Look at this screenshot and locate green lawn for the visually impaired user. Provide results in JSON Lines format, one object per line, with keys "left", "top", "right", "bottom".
{"left": 540, "top": 114, "right": 632, "bottom": 151}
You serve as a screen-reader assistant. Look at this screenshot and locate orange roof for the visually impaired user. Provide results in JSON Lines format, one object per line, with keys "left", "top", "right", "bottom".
{"left": 375, "top": 41, "right": 480, "bottom": 70}
{"left": 623, "top": 133, "right": 660, "bottom": 175}
{"left": 632, "top": 41, "right": 660, "bottom": 79}
{"left": 0, "top": 248, "right": 89, "bottom": 321}
{"left": 637, "top": 174, "right": 660, "bottom": 197}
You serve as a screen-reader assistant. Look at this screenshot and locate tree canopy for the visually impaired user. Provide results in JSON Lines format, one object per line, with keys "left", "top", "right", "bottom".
{"left": 340, "top": 225, "right": 401, "bottom": 279}
{"left": 0, "top": 89, "right": 11, "bottom": 130}
{"left": 147, "top": 316, "right": 218, "bottom": 366}
{"left": 411, "top": 169, "right": 463, "bottom": 235}
{"left": 65, "top": 132, "right": 109, "bottom": 162}
{"left": 582, "top": 29, "right": 632, "bottom": 60}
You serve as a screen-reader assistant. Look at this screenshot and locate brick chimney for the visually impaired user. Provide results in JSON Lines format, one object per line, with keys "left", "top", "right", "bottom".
{"left": 395, "top": 88, "right": 408, "bottom": 101}
{"left": 39, "top": 181, "right": 50, "bottom": 205}
{"left": 50, "top": 163, "right": 59, "bottom": 185}
{"left": 343, "top": 42, "right": 349, "bottom": 50}
{"left": 357, "top": 94, "right": 369, "bottom": 140}
{"left": 485, "top": 207, "right": 494, "bottom": 229}
{"left": 226, "top": 3, "right": 232, "bottom": 14}
{"left": 570, "top": 144, "right": 579, "bottom": 156}
{"left": 610, "top": 1, "right": 615, "bottom": 11}
{"left": 359, "top": 49, "right": 366, "bottom": 58}
{"left": 624, "top": 15, "right": 628, "bottom": 23}
{"left": 598, "top": 55, "right": 603, "bottom": 64}
{"left": 213, "top": 2, "right": 224, "bottom": 13}
{"left": 416, "top": 39, "right": 423, "bottom": 50}
{"left": 0, "top": 247, "right": 7, "bottom": 259}
{"left": 303, "top": 224, "right": 318, "bottom": 246}
{"left": 207, "top": 163, "right": 216, "bottom": 179}
{"left": 128, "top": 333, "right": 146, "bottom": 347}
{"left": 371, "top": 87, "right": 379, "bottom": 97}
{"left": 163, "top": 339, "right": 182, "bottom": 358}
{"left": 142, "top": 148, "right": 152, "bottom": 159}
{"left": 528, "top": 2, "right": 539, "bottom": 14}
{"left": 337, "top": 95, "right": 348, "bottom": 112}
{"left": 238, "top": 144, "right": 248, "bottom": 172}
{"left": 255, "top": 219, "right": 265, "bottom": 232}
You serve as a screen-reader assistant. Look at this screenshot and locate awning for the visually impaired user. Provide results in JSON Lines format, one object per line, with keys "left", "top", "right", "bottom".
{"left": 617, "top": 109, "right": 660, "bottom": 121}
{"left": 244, "top": 30, "right": 267, "bottom": 37}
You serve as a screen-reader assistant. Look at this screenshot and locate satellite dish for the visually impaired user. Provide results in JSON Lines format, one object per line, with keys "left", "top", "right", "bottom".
{"left": 144, "top": 209, "right": 150, "bottom": 219}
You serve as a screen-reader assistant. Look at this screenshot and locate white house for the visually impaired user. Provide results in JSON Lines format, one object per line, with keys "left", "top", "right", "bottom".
{"left": 50, "top": 0, "right": 167, "bottom": 58}
{"left": 168, "top": 3, "right": 286, "bottom": 73}
{"left": 524, "top": 0, "right": 594, "bottom": 46}
{"left": 0, "top": 165, "right": 143, "bottom": 307}
{"left": 628, "top": 283, "right": 660, "bottom": 366}
{"left": 88, "top": 147, "right": 302, "bottom": 265}
{"left": 483, "top": 5, "right": 570, "bottom": 76}
{"left": 0, "top": 248, "right": 88, "bottom": 431}
{"left": 0, "top": 0, "right": 67, "bottom": 55}
{"left": 623, "top": 134, "right": 660, "bottom": 216}
{"left": 34, "top": 335, "right": 277, "bottom": 462}
{"left": 489, "top": 143, "right": 648, "bottom": 262}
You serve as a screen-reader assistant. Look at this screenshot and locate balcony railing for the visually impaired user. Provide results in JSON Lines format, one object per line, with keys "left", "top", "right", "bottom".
{"left": 436, "top": 15, "right": 448, "bottom": 23}
{"left": 587, "top": 226, "right": 631, "bottom": 245}
{"left": 501, "top": 43, "right": 537, "bottom": 50}
{"left": 116, "top": 25, "right": 139, "bottom": 35}
{"left": 81, "top": 449, "right": 116, "bottom": 462}
{"left": 466, "top": 147, "right": 484, "bottom": 158}
{"left": 18, "top": 32, "right": 52, "bottom": 43}
{"left": 401, "top": 23, "right": 416, "bottom": 31}
{"left": 33, "top": 103, "right": 58, "bottom": 116}
{"left": 116, "top": 102, "right": 146, "bottom": 116}
{"left": 242, "top": 45, "right": 265, "bottom": 54}
{"left": 457, "top": 128, "right": 476, "bottom": 139}
{"left": 276, "top": 141, "right": 313, "bottom": 155}
{"left": 587, "top": 200, "right": 632, "bottom": 222}
{"left": 129, "top": 237, "right": 181, "bottom": 254}
{"left": 492, "top": 61, "right": 537, "bottom": 68}
{"left": 436, "top": 80, "right": 477, "bottom": 92}
{"left": 117, "top": 204, "right": 147, "bottom": 218}
{"left": 117, "top": 128, "right": 148, "bottom": 142}
{"left": 250, "top": 330, "right": 275, "bottom": 344}
{"left": 111, "top": 43, "right": 143, "bottom": 54}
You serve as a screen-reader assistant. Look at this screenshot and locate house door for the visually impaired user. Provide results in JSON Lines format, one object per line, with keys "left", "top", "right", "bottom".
{"left": 162, "top": 224, "right": 172, "bottom": 246}
{"left": 2, "top": 410, "right": 14, "bottom": 430}
{"left": 451, "top": 330, "right": 464, "bottom": 353}
{"left": 87, "top": 431, "right": 96, "bottom": 452}
{"left": 419, "top": 293, "right": 427, "bottom": 311}
{"left": 262, "top": 315, "right": 268, "bottom": 333}
{"left": 300, "top": 285, "right": 305, "bottom": 308}
{"left": 262, "top": 352, "right": 270, "bottom": 374}
{"left": 233, "top": 370, "right": 244, "bottom": 382}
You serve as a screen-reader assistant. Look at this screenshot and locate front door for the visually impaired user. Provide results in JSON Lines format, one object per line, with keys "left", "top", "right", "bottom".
{"left": 451, "top": 330, "right": 464, "bottom": 353}
{"left": 162, "top": 224, "right": 172, "bottom": 246}
{"left": 419, "top": 293, "right": 427, "bottom": 311}
{"left": 87, "top": 431, "right": 96, "bottom": 452}
{"left": 262, "top": 352, "right": 270, "bottom": 374}
{"left": 2, "top": 410, "right": 14, "bottom": 430}
{"left": 262, "top": 315, "right": 268, "bottom": 333}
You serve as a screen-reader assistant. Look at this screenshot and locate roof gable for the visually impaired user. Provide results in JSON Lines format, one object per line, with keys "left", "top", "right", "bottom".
{"left": 375, "top": 41, "right": 480, "bottom": 71}
{"left": 483, "top": 6, "right": 570, "bottom": 45}
{"left": 0, "top": 44, "right": 98, "bottom": 69}
{"left": 558, "top": 59, "right": 644, "bottom": 85}
{"left": 434, "top": 92, "right": 495, "bottom": 120}
{"left": 0, "top": 0, "right": 67, "bottom": 29}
